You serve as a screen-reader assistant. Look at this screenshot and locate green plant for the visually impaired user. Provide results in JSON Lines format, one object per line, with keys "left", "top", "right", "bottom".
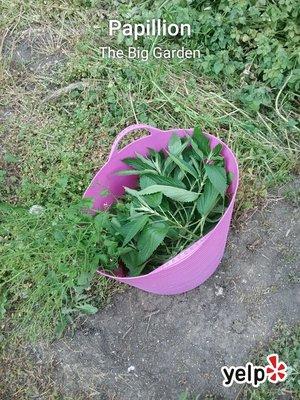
{"left": 0, "top": 199, "right": 111, "bottom": 340}
{"left": 96, "top": 128, "right": 231, "bottom": 276}
{"left": 244, "top": 324, "right": 300, "bottom": 399}
{"left": 116, "top": 0, "right": 300, "bottom": 110}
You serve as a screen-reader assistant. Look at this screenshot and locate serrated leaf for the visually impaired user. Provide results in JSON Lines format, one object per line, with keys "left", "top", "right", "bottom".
{"left": 212, "top": 143, "right": 222, "bottom": 157}
{"left": 135, "top": 153, "right": 157, "bottom": 169}
{"left": 143, "top": 173, "right": 186, "bottom": 189}
{"left": 190, "top": 156, "right": 201, "bottom": 175}
{"left": 193, "top": 127, "right": 211, "bottom": 156}
{"left": 77, "top": 272, "right": 92, "bottom": 287}
{"left": 120, "top": 214, "right": 149, "bottom": 245}
{"left": 167, "top": 153, "right": 198, "bottom": 178}
{"left": 137, "top": 222, "right": 169, "bottom": 263}
{"left": 122, "top": 157, "right": 155, "bottom": 171}
{"left": 121, "top": 250, "right": 146, "bottom": 276}
{"left": 204, "top": 164, "right": 227, "bottom": 196}
{"left": 148, "top": 149, "right": 163, "bottom": 169}
{"left": 140, "top": 175, "right": 156, "bottom": 189}
{"left": 168, "top": 134, "right": 182, "bottom": 155}
{"left": 197, "top": 181, "right": 219, "bottom": 216}
{"left": 143, "top": 192, "right": 163, "bottom": 208}
{"left": 139, "top": 185, "right": 199, "bottom": 202}
{"left": 190, "top": 139, "right": 205, "bottom": 161}
{"left": 124, "top": 187, "right": 144, "bottom": 199}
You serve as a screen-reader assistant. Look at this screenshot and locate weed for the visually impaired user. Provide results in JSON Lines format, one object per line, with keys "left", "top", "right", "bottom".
{"left": 244, "top": 324, "right": 300, "bottom": 399}
{"left": 0, "top": 200, "right": 112, "bottom": 341}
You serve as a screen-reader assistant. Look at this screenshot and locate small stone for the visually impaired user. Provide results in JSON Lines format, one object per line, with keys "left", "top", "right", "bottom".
{"left": 127, "top": 365, "right": 135, "bottom": 373}
{"left": 215, "top": 286, "right": 224, "bottom": 296}
{"left": 29, "top": 205, "right": 45, "bottom": 215}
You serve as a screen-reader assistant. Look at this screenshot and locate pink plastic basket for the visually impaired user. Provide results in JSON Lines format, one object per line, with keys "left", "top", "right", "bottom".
{"left": 84, "top": 124, "right": 239, "bottom": 295}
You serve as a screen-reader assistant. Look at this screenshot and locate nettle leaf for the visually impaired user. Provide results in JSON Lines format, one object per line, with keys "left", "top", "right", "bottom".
{"left": 137, "top": 222, "right": 169, "bottom": 263}
{"left": 111, "top": 216, "right": 121, "bottom": 230}
{"left": 204, "top": 164, "right": 227, "bottom": 196}
{"left": 190, "top": 138, "right": 204, "bottom": 160}
{"left": 167, "top": 153, "right": 198, "bottom": 178}
{"left": 163, "top": 155, "right": 178, "bottom": 176}
{"left": 212, "top": 143, "right": 222, "bottom": 157}
{"left": 139, "top": 185, "right": 199, "bottom": 203}
{"left": 121, "top": 250, "right": 146, "bottom": 276}
{"left": 144, "top": 173, "right": 186, "bottom": 189}
{"left": 136, "top": 153, "right": 157, "bottom": 169}
{"left": 124, "top": 187, "right": 144, "bottom": 200}
{"left": 120, "top": 214, "right": 149, "bottom": 245}
{"left": 160, "top": 196, "right": 171, "bottom": 212}
{"left": 168, "top": 134, "right": 182, "bottom": 155}
{"left": 123, "top": 157, "right": 154, "bottom": 171}
{"left": 190, "top": 156, "right": 201, "bottom": 175}
{"left": 148, "top": 148, "right": 163, "bottom": 168}
{"left": 143, "top": 192, "right": 163, "bottom": 208}
{"left": 140, "top": 175, "right": 156, "bottom": 189}
{"left": 193, "top": 127, "right": 211, "bottom": 156}
{"left": 197, "top": 181, "right": 219, "bottom": 216}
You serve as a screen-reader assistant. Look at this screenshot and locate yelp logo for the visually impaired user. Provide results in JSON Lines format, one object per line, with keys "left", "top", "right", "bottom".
{"left": 221, "top": 354, "right": 287, "bottom": 387}
{"left": 265, "top": 354, "right": 287, "bottom": 383}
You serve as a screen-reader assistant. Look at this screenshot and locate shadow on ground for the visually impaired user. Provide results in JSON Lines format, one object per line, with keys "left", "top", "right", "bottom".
{"left": 32, "top": 191, "right": 300, "bottom": 399}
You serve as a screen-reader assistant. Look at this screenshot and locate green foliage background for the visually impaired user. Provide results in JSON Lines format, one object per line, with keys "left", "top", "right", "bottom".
{"left": 115, "top": 0, "right": 299, "bottom": 111}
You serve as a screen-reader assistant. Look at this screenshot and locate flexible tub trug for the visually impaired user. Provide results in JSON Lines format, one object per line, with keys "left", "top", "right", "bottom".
{"left": 84, "top": 124, "right": 239, "bottom": 295}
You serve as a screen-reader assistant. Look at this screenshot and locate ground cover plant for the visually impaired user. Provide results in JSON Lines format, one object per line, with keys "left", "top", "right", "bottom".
{"left": 0, "top": 2, "right": 299, "bottom": 397}
{"left": 94, "top": 128, "right": 231, "bottom": 276}
{"left": 114, "top": 0, "right": 300, "bottom": 114}
{"left": 0, "top": 199, "right": 112, "bottom": 340}
{"left": 180, "top": 324, "right": 300, "bottom": 399}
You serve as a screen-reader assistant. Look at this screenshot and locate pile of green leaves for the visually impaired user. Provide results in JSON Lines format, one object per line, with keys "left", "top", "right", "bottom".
{"left": 96, "top": 128, "right": 232, "bottom": 277}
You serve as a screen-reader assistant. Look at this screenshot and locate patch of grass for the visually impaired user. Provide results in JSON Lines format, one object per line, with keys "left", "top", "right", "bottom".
{"left": 0, "top": 341, "right": 86, "bottom": 400}
{"left": 244, "top": 324, "right": 300, "bottom": 399}
{"left": 0, "top": 200, "right": 113, "bottom": 341}
{"left": 180, "top": 325, "right": 300, "bottom": 399}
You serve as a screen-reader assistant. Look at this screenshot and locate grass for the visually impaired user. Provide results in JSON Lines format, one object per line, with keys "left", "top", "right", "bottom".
{"left": 244, "top": 324, "right": 300, "bottom": 399}
{"left": 0, "top": 200, "right": 113, "bottom": 341}
{"left": 0, "top": 0, "right": 299, "bottom": 366}
{"left": 179, "top": 325, "right": 300, "bottom": 400}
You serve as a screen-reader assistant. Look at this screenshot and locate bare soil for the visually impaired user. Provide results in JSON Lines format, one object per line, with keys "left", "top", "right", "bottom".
{"left": 32, "top": 187, "right": 300, "bottom": 400}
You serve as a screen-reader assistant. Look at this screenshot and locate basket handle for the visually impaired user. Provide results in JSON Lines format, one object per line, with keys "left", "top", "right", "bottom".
{"left": 108, "top": 124, "right": 162, "bottom": 160}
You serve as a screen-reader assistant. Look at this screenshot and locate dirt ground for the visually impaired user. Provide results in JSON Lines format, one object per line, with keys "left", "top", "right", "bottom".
{"left": 31, "top": 185, "right": 299, "bottom": 400}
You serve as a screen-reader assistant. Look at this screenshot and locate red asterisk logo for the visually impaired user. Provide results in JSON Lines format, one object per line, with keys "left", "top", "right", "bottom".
{"left": 266, "top": 354, "right": 287, "bottom": 383}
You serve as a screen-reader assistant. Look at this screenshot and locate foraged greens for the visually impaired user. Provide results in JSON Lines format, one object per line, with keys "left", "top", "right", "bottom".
{"left": 96, "top": 127, "right": 232, "bottom": 277}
